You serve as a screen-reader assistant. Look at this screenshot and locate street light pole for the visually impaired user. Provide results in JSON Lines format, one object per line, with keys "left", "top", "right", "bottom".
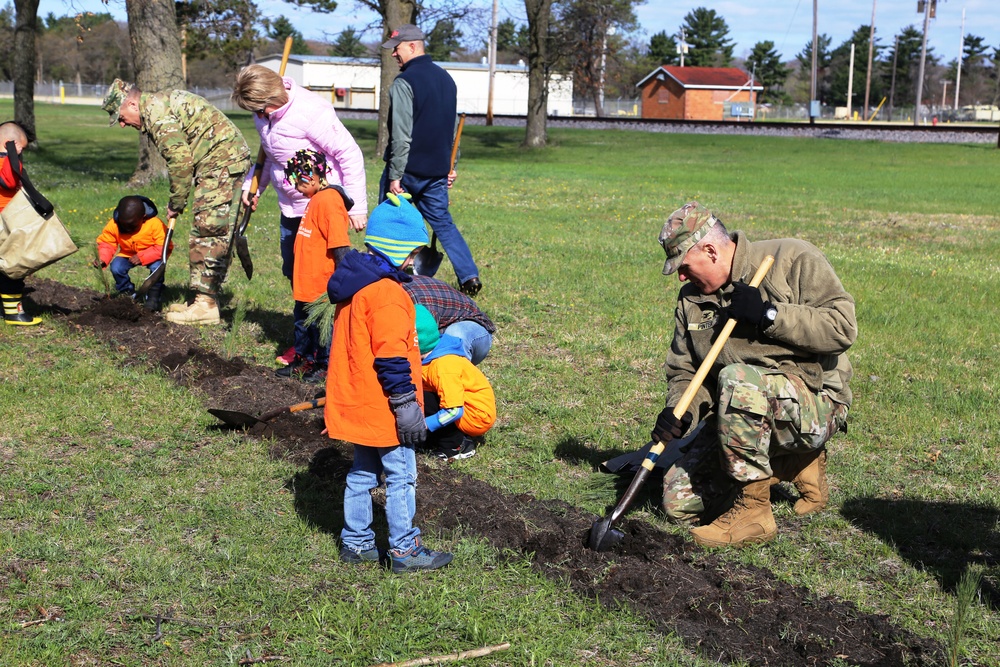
{"left": 486, "top": 0, "right": 498, "bottom": 125}
{"left": 914, "top": 0, "right": 932, "bottom": 126}
{"left": 810, "top": 0, "right": 818, "bottom": 123}
{"left": 863, "top": 0, "right": 877, "bottom": 120}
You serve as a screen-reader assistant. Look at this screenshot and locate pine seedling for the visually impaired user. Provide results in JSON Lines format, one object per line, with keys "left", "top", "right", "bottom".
{"left": 948, "top": 564, "right": 983, "bottom": 667}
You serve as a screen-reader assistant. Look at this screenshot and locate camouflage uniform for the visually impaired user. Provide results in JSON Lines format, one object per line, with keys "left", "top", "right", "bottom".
{"left": 139, "top": 91, "right": 250, "bottom": 296}
{"left": 657, "top": 204, "right": 857, "bottom": 524}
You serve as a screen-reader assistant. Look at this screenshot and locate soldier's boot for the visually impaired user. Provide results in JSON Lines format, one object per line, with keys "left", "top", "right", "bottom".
{"left": 143, "top": 283, "right": 164, "bottom": 312}
{"left": 790, "top": 448, "right": 828, "bottom": 516}
{"left": 690, "top": 478, "right": 776, "bottom": 548}
{"left": 1, "top": 293, "right": 41, "bottom": 326}
{"left": 164, "top": 294, "right": 220, "bottom": 325}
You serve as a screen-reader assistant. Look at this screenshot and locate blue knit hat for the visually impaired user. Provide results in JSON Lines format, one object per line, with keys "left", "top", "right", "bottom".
{"left": 365, "top": 193, "right": 429, "bottom": 267}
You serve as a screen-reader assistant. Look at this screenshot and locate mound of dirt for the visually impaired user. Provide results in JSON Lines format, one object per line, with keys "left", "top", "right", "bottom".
{"left": 24, "top": 278, "right": 942, "bottom": 666}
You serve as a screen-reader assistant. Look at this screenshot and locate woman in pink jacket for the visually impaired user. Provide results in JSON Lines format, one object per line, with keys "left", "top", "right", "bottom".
{"left": 232, "top": 64, "right": 368, "bottom": 365}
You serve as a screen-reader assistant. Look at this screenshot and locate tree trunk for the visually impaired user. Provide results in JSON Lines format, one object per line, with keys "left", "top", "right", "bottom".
{"left": 125, "top": 0, "right": 184, "bottom": 187}
{"left": 13, "top": 0, "right": 40, "bottom": 147}
{"left": 375, "top": 0, "right": 417, "bottom": 159}
{"left": 523, "top": 0, "right": 553, "bottom": 148}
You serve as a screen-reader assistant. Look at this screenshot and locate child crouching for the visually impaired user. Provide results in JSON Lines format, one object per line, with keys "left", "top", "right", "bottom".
{"left": 94, "top": 195, "right": 173, "bottom": 311}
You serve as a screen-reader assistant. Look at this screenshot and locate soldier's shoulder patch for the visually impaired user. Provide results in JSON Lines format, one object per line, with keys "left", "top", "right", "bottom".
{"left": 688, "top": 308, "right": 719, "bottom": 331}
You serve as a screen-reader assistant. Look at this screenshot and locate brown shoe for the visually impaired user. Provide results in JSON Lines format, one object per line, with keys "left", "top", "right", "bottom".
{"left": 164, "top": 294, "right": 220, "bottom": 325}
{"left": 790, "top": 448, "right": 828, "bottom": 515}
{"left": 691, "top": 478, "right": 777, "bottom": 548}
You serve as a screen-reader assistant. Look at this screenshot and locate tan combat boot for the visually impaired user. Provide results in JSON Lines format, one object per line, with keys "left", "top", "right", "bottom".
{"left": 790, "top": 448, "right": 828, "bottom": 515}
{"left": 690, "top": 478, "right": 777, "bottom": 547}
{"left": 164, "top": 294, "right": 220, "bottom": 325}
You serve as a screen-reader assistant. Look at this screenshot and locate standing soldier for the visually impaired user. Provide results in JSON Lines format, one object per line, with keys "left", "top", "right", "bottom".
{"left": 102, "top": 79, "right": 250, "bottom": 325}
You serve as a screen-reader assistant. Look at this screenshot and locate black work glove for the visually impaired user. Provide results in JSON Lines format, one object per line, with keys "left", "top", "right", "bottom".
{"left": 726, "top": 281, "right": 775, "bottom": 329}
{"left": 388, "top": 391, "right": 426, "bottom": 446}
{"left": 650, "top": 408, "right": 692, "bottom": 444}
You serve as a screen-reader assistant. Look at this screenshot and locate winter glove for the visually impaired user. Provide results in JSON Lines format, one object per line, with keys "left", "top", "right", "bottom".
{"left": 726, "top": 281, "right": 775, "bottom": 329}
{"left": 388, "top": 391, "right": 426, "bottom": 446}
{"left": 650, "top": 407, "right": 693, "bottom": 445}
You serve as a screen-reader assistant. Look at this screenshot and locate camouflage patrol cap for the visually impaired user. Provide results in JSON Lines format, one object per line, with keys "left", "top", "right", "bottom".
{"left": 101, "top": 79, "right": 132, "bottom": 126}
{"left": 658, "top": 201, "right": 718, "bottom": 275}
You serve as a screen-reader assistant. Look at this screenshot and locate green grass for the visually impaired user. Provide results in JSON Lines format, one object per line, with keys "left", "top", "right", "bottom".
{"left": 1, "top": 100, "right": 999, "bottom": 666}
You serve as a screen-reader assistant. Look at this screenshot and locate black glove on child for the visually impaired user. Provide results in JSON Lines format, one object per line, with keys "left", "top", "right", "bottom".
{"left": 388, "top": 391, "right": 427, "bottom": 446}
{"left": 726, "top": 281, "right": 775, "bottom": 329}
{"left": 651, "top": 408, "right": 693, "bottom": 444}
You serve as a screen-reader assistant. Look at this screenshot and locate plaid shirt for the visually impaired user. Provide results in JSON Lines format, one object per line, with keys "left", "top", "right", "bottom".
{"left": 403, "top": 275, "right": 496, "bottom": 333}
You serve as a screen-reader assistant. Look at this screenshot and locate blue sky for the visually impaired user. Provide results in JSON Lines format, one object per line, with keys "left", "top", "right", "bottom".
{"left": 41, "top": 0, "right": 999, "bottom": 64}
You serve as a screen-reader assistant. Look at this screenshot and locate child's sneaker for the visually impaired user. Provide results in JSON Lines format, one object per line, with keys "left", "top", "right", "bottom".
{"left": 435, "top": 436, "right": 477, "bottom": 462}
{"left": 275, "top": 355, "right": 311, "bottom": 379}
{"left": 390, "top": 540, "right": 453, "bottom": 573}
{"left": 275, "top": 346, "right": 296, "bottom": 366}
{"left": 340, "top": 544, "right": 382, "bottom": 565}
{"left": 302, "top": 365, "right": 327, "bottom": 385}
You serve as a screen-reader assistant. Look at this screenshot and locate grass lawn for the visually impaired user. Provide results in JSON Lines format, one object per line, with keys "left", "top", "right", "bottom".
{"left": 1, "top": 101, "right": 998, "bottom": 666}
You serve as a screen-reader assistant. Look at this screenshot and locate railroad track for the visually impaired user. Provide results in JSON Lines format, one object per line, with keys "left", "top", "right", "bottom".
{"left": 338, "top": 109, "right": 1000, "bottom": 144}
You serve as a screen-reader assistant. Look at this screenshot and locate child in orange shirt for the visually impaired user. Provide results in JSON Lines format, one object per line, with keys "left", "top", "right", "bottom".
{"left": 94, "top": 195, "right": 173, "bottom": 311}
{"left": 415, "top": 305, "right": 497, "bottom": 461}
{"left": 279, "top": 149, "right": 352, "bottom": 384}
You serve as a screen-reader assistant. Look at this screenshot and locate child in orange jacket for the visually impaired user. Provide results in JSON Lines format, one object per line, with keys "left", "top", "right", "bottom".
{"left": 94, "top": 195, "right": 173, "bottom": 311}
{"left": 414, "top": 305, "right": 497, "bottom": 461}
{"left": 278, "top": 149, "right": 352, "bottom": 384}
{"left": 324, "top": 194, "right": 452, "bottom": 573}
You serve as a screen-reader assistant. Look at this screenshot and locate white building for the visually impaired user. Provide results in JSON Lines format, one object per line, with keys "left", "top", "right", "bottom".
{"left": 256, "top": 54, "right": 574, "bottom": 116}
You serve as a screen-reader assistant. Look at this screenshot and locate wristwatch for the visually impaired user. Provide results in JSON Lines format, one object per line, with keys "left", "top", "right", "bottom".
{"left": 763, "top": 305, "right": 778, "bottom": 327}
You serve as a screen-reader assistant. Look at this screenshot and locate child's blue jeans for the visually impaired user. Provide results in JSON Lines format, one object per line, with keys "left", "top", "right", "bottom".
{"left": 341, "top": 443, "right": 421, "bottom": 555}
{"left": 110, "top": 256, "right": 162, "bottom": 294}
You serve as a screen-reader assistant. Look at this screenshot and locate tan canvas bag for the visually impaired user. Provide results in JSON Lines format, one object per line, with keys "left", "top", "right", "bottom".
{"left": 0, "top": 188, "right": 78, "bottom": 279}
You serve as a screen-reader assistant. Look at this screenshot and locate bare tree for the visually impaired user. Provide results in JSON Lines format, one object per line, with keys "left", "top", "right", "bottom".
{"left": 124, "top": 0, "right": 184, "bottom": 186}
{"left": 523, "top": 0, "right": 553, "bottom": 147}
{"left": 13, "top": 0, "right": 40, "bottom": 145}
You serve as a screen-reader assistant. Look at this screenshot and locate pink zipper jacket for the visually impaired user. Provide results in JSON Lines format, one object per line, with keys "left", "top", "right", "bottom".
{"left": 246, "top": 77, "right": 367, "bottom": 218}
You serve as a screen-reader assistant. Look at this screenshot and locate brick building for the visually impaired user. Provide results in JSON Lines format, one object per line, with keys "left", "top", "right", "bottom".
{"left": 636, "top": 66, "right": 762, "bottom": 121}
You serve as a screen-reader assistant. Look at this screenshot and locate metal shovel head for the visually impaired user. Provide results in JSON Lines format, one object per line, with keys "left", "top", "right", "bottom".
{"left": 412, "top": 235, "right": 443, "bottom": 277}
{"left": 235, "top": 234, "right": 254, "bottom": 280}
{"left": 136, "top": 263, "right": 165, "bottom": 297}
{"left": 588, "top": 516, "right": 625, "bottom": 552}
{"left": 207, "top": 408, "right": 260, "bottom": 429}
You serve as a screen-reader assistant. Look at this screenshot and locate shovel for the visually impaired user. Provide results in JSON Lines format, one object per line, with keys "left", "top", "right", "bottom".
{"left": 413, "top": 113, "right": 466, "bottom": 277}
{"left": 136, "top": 216, "right": 176, "bottom": 297}
{"left": 209, "top": 396, "right": 325, "bottom": 429}
{"left": 587, "top": 255, "right": 775, "bottom": 552}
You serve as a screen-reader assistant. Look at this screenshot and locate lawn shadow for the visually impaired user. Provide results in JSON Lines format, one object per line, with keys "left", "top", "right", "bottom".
{"left": 841, "top": 497, "right": 1000, "bottom": 610}
{"left": 241, "top": 305, "right": 295, "bottom": 356}
{"left": 287, "top": 446, "right": 350, "bottom": 536}
{"left": 555, "top": 437, "right": 666, "bottom": 517}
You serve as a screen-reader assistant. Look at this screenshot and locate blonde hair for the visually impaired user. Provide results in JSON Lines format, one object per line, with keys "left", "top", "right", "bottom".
{"left": 231, "top": 65, "right": 290, "bottom": 111}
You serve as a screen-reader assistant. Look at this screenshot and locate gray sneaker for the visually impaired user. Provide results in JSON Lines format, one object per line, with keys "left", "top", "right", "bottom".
{"left": 340, "top": 545, "right": 382, "bottom": 565}
{"left": 434, "top": 437, "right": 477, "bottom": 462}
{"left": 390, "top": 542, "right": 453, "bottom": 573}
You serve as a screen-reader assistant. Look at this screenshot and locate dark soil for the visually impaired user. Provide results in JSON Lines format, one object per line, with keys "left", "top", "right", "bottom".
{"left": 25, "top": 278, "right": 943, "bottom": 667}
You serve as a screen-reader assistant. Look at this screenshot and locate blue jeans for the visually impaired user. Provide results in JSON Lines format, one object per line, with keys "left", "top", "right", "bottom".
{"left": 110, "top": 256, "right": 163, "bottom": 294}
{"left": 379, "top": 168, "right": 479, "bottom": 284}
{"left": 444, "top": 320, "right": 492, "bottom": 365}
{"left": 292, "top": 300, "right": 329, "bottom": 365}
{"left": 342, "top": 444, "right": 421, "bottom": 555}
{"left": 279, "top": 214, "right": 310, "bottom": 352}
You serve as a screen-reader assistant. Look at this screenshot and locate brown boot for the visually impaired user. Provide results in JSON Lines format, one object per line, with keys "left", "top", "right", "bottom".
{"left": 164, "top": 294, "right": 221, "bottom": 325}
{"left": 690, "top": 478, "right": 776, "bottom": 548}
{"left": 790, "top": 448, "right": 828, "bottom": 515}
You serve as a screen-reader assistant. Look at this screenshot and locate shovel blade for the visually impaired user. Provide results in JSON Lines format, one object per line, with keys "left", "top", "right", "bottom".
{"left": 207, "top": 408, "right": 259, "bottom": 429}
{"left": 235, "top": 235, "right": 254, "bottom": 280}
{"left": 588, "top": 516, "right": 625, "bottom": 552}
{"left": 136, "top": 264, "right": 165, "bottom": 297}
{"left": 412, "top": 246, "right": 443, "bottom": 277}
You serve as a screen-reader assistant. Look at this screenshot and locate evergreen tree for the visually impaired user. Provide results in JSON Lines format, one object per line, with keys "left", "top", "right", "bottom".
{"left": 425, "top": 18, "right": 462, "bottom": 61}
{"left": 329, "top": 26, "right": 367, "bottom": 58}
{"left": 827, "top": 26, "right": 883, "bottom": 108}
{"left": 745, "top": 40, "right": 789, "bottom": 104}
{"left": 648, "top": 29, "right": 678, "bottom": 66}
{"left": 886, "top": 25, "right": 936, "bottom": 113}
{"left": 796, "top": 33, "right": 832, "bottom": 103}
{"left": 267, "top": 16, "right": 310, "bottom": 55}
{"left": 680, "top": 7, "right": 734, "bottom": 67}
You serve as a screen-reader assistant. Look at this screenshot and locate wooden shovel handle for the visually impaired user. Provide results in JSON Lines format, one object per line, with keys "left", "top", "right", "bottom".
{"left": 449, "top": 113, "right": 466, "bottom": 172}
{"left": 258, "top": 396, "right": 326, "bottom": 424}
{"left": 640, "top": 255, "right": 775, "bottom": 472}
{"left": 245, "top": 37, "right": 295, "bottom": 207}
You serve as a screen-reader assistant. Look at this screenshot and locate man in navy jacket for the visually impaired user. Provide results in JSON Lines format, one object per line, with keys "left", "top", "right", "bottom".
{"left": 380, "top": 24, "right": 482, "bottom": 297}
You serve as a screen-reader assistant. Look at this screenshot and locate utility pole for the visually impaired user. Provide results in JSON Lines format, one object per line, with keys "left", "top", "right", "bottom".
{"left": 847, "top": 43, "right": 855, "bottom": 119}
{"left": 914, "top": 0, "right": 933, "bottom": 126}
{"left": 863, "top": 0, "right": 877, "bottom": 120}
{"left": 678, "top": 27, "right": 687, "bottom": 67}
{"left": 888, "top": 35, "right": 899, "bottom": 121}
{"left": 954, "top": 7, "right": 965, "bottom": 111}
{"left": 941, "top": 79, "right": 950, "bottom": 107}
{"left": 810, "top": 0, "right": 818, "bottom": 123}
{"left": 486, "top": 0, "right": 498, "bottom": 125}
